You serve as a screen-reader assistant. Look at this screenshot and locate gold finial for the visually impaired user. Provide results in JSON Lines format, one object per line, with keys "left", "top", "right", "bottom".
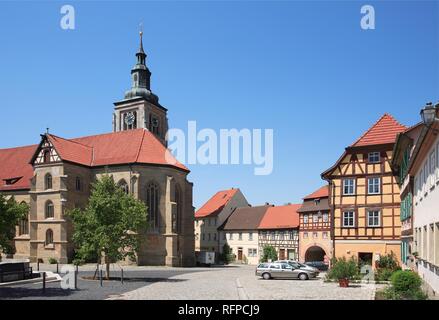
{"left": 139, "top": 22, "right": 143, "bottom": 37}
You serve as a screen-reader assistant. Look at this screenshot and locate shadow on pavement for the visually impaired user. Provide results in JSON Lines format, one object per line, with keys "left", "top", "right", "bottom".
{"left": 0, "top": 287, "right": 77, "bottom": 299}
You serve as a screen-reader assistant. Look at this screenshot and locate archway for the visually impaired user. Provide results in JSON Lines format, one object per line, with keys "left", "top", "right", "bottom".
{"left": 305, "top": 246, "right": 326, "bottom": 262}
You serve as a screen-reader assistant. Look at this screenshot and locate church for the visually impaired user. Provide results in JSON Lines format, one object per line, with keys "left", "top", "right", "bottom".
{"left": 0, "top": 32, "right": 196, "bottom": 267}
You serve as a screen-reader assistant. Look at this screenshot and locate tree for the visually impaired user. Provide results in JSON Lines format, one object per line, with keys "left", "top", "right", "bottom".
{"left": 260, "top": 245, "right": 278, "bottom": 263}
{"left": 0, "top": 194, "right": 28, "bottom": 257}
{"left": 68, "top": 175, "right": 148, "bottom": 279}
{"left": 221, "top": 243, "right": 234, "bottom": 265}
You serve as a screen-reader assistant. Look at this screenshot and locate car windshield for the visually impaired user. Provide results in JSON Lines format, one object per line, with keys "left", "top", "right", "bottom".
{"left": 258, "top": 263, "right": 269, "bottom": 268}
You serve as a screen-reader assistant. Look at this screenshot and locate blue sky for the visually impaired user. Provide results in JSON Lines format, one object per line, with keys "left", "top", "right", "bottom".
{"left": 0, "top": 1, "right": 438, "bottom": 208}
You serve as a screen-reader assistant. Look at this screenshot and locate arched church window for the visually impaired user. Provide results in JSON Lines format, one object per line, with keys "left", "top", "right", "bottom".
{"left": 118, "top": 179, "right": 129, "bottom": 194}
{"left": 45, "top": 200, "right": 54, "bottom": 219}
{"left": 146, "top": 183, "right": 160, "bottom": 231}
{"left": 45, "top": 229, "right": 54, "bottom": 246}
{"left": 172, "top": 184, "right": 183, "bottom": 234}
{"left": 18, "top": 202, "right": 29, "bottom": 236}
{"left": 45, "top": 173, "right": 52, "bottom": 190}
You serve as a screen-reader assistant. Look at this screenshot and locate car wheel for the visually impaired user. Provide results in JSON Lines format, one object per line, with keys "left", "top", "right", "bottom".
{"left": 262, "top": 273, "right": 271, "bottom": 280}
{"left": 299, "top": 273, "right": 308, "bottom": 281}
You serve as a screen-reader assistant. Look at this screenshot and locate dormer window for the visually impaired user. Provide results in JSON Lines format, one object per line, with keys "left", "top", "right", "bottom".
{"left": 368, "top": 152, "right": 380, "bottom": 163}
{"left": 3, "top": 177, "right": 22, "bottom": 186}
{"left": 314, "top": 199, "right": 320, "bottom": 205}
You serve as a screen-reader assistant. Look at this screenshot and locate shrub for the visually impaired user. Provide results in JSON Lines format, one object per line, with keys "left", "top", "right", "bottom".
{"left": 221, "top": 243, "right": 234, "bottom": 265}
{"left": 260, "top": 246, "right": 278, "bottom": 263}
{"left": 377, "top": 252, "right": 400, "bottom": 270}
{"left": 327, "top": 256, "right": 359, "bottom": 280}
{"left": 48, "top": 257, "right": 58, "bottom": 264}
{"left": 375, "top": 268, "right": 394, "bottom": 282}
{"left": 383, "top": 270, "right": 428, "bottom": 300}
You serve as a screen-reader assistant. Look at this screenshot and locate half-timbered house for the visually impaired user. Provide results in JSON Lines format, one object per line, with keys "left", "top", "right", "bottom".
{"left": 258, "top": 204, "right": 300, "bottom": 261}
{"left": 321, "top": 114, "right": 407, "bottom": 267}
{"left": 297, "top": 186, "right": 331, "bottom": 264}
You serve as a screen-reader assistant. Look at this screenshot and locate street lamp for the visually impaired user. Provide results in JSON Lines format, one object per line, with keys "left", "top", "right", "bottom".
{"left": 420, "top": 102, "right": 438, "bottom": 126}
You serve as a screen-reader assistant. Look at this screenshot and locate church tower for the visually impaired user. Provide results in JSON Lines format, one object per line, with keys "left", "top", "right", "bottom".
{"left": 113, "top": 30, "right": 169, "bottom": 146}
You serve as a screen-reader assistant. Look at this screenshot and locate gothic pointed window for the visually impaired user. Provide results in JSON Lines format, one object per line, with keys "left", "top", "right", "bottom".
{"left": 45, "top": 200, "right": 54, "bottom": 219}
{"left": 172, "top": 184, "right": 182, "bottom": 234}
{"left": 118, "top": 179, "right": 129, "bottom": 194}
{"left": 146, "top": 183, "right": 160, "bottom": 231}
{"left": 45, "top": 173, "right": 52, "bottom": 190}
{"left": 18, "top": 201, "right": 29, "bottom": 236}
{"left": 45, "top": 229, "right": 54, "bottom": 246}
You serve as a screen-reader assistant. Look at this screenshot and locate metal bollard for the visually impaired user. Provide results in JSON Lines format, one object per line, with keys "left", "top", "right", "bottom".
{"left": 42, "top": 272, "right": 46, "bottom": 293}
{"left": 100, "top": 269, "right": 103, "bottom": 287}
{"left": 121, "top": 268, "right": 124, "bottom": 285}
{"left": 56, "top": 263, "right": 59, "bottom": 274}
{"left": 37, "top": 261, "right": 40, "bottom": 271}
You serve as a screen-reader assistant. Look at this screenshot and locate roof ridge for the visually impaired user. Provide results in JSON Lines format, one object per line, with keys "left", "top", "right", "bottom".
{"left": 135, "top": 129, "right": 147, "bottom": 163}
{"left": 351, "top": 113, "right": 388, "bottom": 147}
{"left": 48, "top": 134, "right": 93, "bottom": 150}
{"left": 0, "top": 144, "right": 38, "bottom": 152}
{"left": 350, "top": 113, "right": 407, "bottom": 147}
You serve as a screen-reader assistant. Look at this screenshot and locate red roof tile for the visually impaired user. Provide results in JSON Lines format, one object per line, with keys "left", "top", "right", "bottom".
{"left": 0, "top": 145, "right": 37, "bottom": 191}
{"left": 257, "top": 204, "right": 301, "bottom": 229}
{"left": 351, "top": 114, "right": 407, "bottom": 147}
{"left": 303, "top": 185, "right": 329, "bottom": 200}
{"left": 0, "top": 129, "right": 188, "bottom": 191}
{"left": 195, "top": 189, "right": 239, "bottom": 218}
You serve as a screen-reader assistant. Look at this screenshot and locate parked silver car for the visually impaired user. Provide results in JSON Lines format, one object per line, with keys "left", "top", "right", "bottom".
{"left": 255, "top": 262, "right": 318, "bottom": 280}
{"left": 275, "top": 260, "right": 320, "bottom": 274}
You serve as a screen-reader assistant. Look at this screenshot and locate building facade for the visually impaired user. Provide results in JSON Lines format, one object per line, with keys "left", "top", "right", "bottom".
{"left": 409, "top": 103, "right": 439, "bottom": 294}
{"left": 391, "top": 123, "right": 422, "bottom": 268}
{"left": 220, "top": 205, "right": 269, "bottom": 265}
{"left": 258, "top": 204, "right": 300, "bottom": 261}
{"left": 297, "top": 186, "right": 331, "bottom": 264}
{"left": 194, "top": 188, "right": 249, "bottom": 254}
{"left": 0, "top": 33, "right": 195, "bottom": 266}
{"left": 322, "top": 114, "right": 406, "bottom": 267}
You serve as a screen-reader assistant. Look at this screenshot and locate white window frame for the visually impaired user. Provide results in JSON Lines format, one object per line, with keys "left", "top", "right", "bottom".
{"left": 303, "top": 214, "right": 308, "bottom": 224}
{"left": 249, "top": 232, "right": 253, "bottom": 241}
{"left": 430, "top": 151, "right": 436, "bottom": 187}
{"left": 436, "top": 141, "right": 439, "bottom": 181}
{"left": 368, "top": 152, "right": 380, "bottom": 163}
{"left": 343, "top": 179, "right": 356, "bottom": 195}
{"left": 368, "top": 177, "right": 381, "bottom": 195}
{"left": 323, "top": 213, "right": 329, "bottom": 223}
{"left": 343, "top": 211, "right": 355, "bottom": 228}
{"left": 367, "top": 210, "right": 381, "bottom": 227}
{"left": 313, "top": 214, "right": 319, "bottom": 223}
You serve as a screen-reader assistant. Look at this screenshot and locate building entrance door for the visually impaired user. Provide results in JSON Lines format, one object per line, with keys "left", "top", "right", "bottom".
{"left": 287, "top": 249, "right": 296, "bottom": 260}
{"left": 279, "top": 249, "right": 286, "bottom": 260}
{"left": 238, "top": 248, "right": 243, "bottom": 261}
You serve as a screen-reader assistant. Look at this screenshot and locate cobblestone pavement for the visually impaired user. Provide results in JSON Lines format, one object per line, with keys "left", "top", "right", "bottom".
{"left": 111, "top": 265, "right": 378, "bottom": 300}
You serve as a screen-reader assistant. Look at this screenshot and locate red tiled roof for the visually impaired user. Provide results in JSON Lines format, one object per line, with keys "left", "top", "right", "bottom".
{"left": 0, "top": 129, "right": 188, "bottom": 191}
{"left": 350, "top": 114, "right": 407, "bottom": 147}
{"left": 303, "top": 185, "right": 329, "bottom": 200}
{"left": 257, "top": 204, "right": 301, "bottom": 230}
{"left": 0, "top": 145, "right": 37, "bottom": 191}
{"left": 50, "top": 129, "right": 188, "bottom": 170}
{"left": 195, "top": 189, "right": 238, "bottom": 218}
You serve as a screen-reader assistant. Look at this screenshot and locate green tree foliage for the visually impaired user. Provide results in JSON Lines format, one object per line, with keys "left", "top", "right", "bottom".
{"left": 221, "top": 243, "right": 234, "bottom": 265}
{"left": 327, "top": 256, "right": 359, "bottom": 280}
{"left": 67, "top": 175, "right": 148, "bottom": 278}
{"left": 0, "top": 194, "right": 28, "bottom": 256}
{"left": 260, "top": 245, "right": 278, "bottom": 263}
{"left": 375, "top": 251, "right": 401, "bottom": 281}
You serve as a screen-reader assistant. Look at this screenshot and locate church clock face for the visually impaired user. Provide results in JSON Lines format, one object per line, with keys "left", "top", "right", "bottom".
{"left": 125, "top": 112, "right": 136, "bottom": 126}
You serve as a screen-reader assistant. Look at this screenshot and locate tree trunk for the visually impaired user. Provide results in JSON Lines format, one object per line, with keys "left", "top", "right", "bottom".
{"left": 106, "top": 262, "right": 110, "bottom": 280}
